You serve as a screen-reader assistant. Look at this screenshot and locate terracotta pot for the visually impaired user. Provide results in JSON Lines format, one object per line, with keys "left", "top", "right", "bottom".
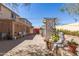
{"left": 46, "top": 41, "right": 52, "bottom": 50}
{"left": 68, "top": 44, "right": 77, "bottom": 53}
{"left": 44, "top": 39, "right": 49, "bottom": 42}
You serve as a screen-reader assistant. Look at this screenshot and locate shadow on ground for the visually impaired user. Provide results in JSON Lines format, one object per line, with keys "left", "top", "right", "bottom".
{"left": 0, "top": 34, "right": 36, "bottom": 56}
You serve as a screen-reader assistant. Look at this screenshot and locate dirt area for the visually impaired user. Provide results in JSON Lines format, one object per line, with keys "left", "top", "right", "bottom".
{"left": 3, "top": 34, "right": 48, "bottom": 56}
{"left": 0, "top": 34, "right": 35, "bottom": 56}
{"left": 0, "top": 34, "right": 79, "bottom": 56}
{"left": 65, "top": 35, "right": 79, "bottom": 44}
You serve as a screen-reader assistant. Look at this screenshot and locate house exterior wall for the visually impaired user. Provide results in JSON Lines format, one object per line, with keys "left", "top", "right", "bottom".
{"left": 0, "top": 4, "right": 33, "bottom": 39}
{"left": 0, "top": 19, "right": 13, "bottom": 37}
{"left": 0, "top": 19, "right": 32, "bottom": 39}
{"left": 0, "top": 5, "right": 11, "bottom": 19}
{"left": 30, "top": 27, "right": 33, "bottom": 33}
{"left": 0, "top": 4, "right": 20, "bottom": 19}
{"left": 13, "top": 20, "right": 32, "bottom": 38}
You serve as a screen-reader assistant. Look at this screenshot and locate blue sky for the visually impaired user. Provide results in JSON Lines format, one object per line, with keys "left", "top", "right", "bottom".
{"left": 18, "top": 3, "right": 79, "bottom": 27}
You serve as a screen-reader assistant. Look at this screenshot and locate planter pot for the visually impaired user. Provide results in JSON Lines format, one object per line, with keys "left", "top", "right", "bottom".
{"left": 68, "top": 44, "right": 77, "bottom": 53}
{"left": 44, "top": 39, "right": 53, "bottom": 50}
{"left": 46, "top": 41, "right": 52, "bottom": 50}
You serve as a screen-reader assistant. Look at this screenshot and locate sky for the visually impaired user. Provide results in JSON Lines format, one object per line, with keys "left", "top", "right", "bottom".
{"left": 14, "top": 3, "right": 79, "bottom": 27}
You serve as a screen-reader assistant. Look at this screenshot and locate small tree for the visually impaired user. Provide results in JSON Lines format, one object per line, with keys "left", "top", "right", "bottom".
{"left": 60, "top": 3, "right": 79, "bottom": 22}
{"left": 4, "top": 3, "right": 31, "bottom": 14}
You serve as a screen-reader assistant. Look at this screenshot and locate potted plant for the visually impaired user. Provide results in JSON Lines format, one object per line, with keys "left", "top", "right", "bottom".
{"left": 51, "top": 34, "right": 59, "bottom": 42}
{"left": 67, "top": 39, "right": 78, "bottom": 53}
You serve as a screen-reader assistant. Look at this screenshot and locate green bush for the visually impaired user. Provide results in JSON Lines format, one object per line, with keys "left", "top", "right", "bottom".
{"left": 51, "top": 34, "right": 59, "bottom": 42}
{"left": 68, "top": 39, "right": 78, "bottom": 45}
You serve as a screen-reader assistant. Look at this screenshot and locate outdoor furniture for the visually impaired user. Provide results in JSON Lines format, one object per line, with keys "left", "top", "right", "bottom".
{"left": 0, "top": 32, "right": 7, "bottom": 40}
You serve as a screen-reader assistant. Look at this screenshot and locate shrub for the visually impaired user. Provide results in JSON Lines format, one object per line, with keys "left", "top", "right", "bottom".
{"left": 57, "top": 29, "right": 79, "bottom": 36}
{"left": 51, "top": 34, "right": 59, "bottom": 42}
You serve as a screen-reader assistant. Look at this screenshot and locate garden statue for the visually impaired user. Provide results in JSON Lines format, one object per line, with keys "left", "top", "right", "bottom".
{"left": 52, "top": 32, "right": 65, "bottom": 55}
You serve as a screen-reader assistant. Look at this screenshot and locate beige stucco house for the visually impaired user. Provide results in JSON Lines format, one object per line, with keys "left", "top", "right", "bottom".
{"left": 0, "top": 4, "right": 33, "bottom": 39}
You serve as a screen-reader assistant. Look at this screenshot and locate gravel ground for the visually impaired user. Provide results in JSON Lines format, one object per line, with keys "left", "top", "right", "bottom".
{"left": 4, "top": 34, "right": 49, "bottom": 56}
{"left": 65, "top": 35, "right": 79, "bottom": 55}
{"left": 65, "top": 35, "right": 79, "bottom": 44}
{"left": 2, "top": 34, "right": 79, "bottom": 56}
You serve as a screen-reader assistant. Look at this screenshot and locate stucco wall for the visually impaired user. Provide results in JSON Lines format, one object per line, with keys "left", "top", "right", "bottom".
{"left": 0, "top": 5, "right": 11, "bottom": 19}
{"left": 0, "top": 4, "right": 20, "bottom": 19}
{"left": 0, "top": 20, "right": 13, "bottom": 35}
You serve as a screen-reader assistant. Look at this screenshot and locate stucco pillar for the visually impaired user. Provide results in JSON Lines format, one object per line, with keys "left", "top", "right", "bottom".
{"left": 12, "top": 21, "right": 15, "bottom": 39}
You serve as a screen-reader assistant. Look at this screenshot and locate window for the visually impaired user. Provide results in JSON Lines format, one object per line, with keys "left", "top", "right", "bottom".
{"left": 0, "top": 5, "right": 1, "bottom": 11}
{"left": 11, "top": 12, "right": 16, "bottom": 19}
{"left": 11, "top": 13, "right": 14, "bottom": 18}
